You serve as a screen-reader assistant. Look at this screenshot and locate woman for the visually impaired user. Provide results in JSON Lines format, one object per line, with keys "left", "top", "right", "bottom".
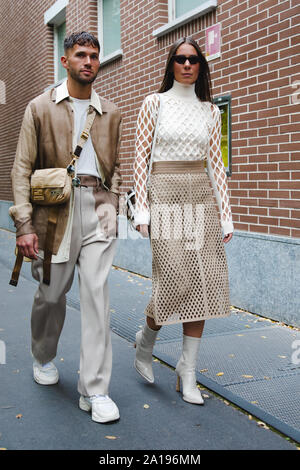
{"left": 133, "top": 37, "right": 233, "bottom": 405}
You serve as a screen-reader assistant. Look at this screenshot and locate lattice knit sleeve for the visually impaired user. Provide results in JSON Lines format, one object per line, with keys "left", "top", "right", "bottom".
{"left": 206, "top": 104, "right": 234, "bottom": 235}
{"left": 134, "top": 94, "right": 159, "bottom": 226}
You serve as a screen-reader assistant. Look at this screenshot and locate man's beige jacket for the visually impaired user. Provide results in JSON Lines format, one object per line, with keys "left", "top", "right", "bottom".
{"left": 9, "top": 84, "right": 122, "bottom": 255}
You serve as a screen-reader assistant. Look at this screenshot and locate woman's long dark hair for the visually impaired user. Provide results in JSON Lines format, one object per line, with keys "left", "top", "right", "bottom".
{"left": 158, "top": 37, "right": 212, "bottom": 102}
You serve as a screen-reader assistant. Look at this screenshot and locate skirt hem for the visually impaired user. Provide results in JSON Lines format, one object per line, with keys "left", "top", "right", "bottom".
{"left": 144, "top": 309, "right": 231, "bottom": 326}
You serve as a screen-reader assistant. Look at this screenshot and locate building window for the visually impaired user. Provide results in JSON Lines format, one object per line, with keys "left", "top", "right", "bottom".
{"left": 98, "top": 0, "right": 122, "bottom": 64}
{"left": 169, "top": 0, "right": 210, "bottom": 20}
{"left": 44, "top": 0, "right": 68, "bottom": 84}
{"left": 54, "top": 21, "right": 67, "bottom": 82}
{"left": 154, "top": 0, "right": 217, "bottom": 38}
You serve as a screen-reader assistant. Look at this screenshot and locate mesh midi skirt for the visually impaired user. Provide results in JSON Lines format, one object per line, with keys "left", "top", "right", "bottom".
{"left": 145, "top": 160, "right": 230, "bottom": 325}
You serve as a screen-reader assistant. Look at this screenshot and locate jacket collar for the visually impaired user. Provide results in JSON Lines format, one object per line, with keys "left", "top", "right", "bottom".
{"left": 51, "top": 79, "right": 104, "bottom": 114}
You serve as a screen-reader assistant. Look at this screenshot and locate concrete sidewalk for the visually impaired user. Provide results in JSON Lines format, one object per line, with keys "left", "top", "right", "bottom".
{"left": 0, "top": 228, "right": 299, "bottom": 450}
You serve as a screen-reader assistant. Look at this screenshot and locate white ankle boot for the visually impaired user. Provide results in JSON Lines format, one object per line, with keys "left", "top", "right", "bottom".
{"left": 134, "top": 324, "right": 159, "bottom": 383}
{"left": 175, "top": 335, "right": 204, "bottom": 405}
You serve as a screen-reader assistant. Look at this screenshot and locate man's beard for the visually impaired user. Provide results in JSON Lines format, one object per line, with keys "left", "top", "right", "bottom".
{"left": 69, "top": 67, "right": 99, "bottom": 84}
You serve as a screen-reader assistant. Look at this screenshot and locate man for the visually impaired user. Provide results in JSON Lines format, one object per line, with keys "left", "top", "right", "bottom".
{"left": 9, "top": 32, "right": 122, "bottom": 423}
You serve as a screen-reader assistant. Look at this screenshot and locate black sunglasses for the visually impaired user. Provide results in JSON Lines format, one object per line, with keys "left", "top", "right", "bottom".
{"left": 173, "top": 55, "right": 201, "bottom": 65}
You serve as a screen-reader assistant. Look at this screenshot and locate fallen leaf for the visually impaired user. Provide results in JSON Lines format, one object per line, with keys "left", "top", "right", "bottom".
{"left": 143, "top": 404, "right": 150, "bottom": 409}
{"left": 223, "top": 400, "right": 230, "bottom": 406}
{"left": 257, "top": 421, "right": 269, "bottom": 430}
{"left": 248, "top": 415, "right": 253, "bottom": 420}
{"left": 203, "top": 394, "right": 210, "bottom": 398}
{"left": 200, "top": 368, "right": 208, "bottom": 373}
{"left": 236, "top": 334, "right": 244, "bottom": 337}
{"left": 245, "top": 325, "right": 251, "bottom": 328}
{"left": 0, "top": 448, "right": 7, "bottom": 450}
{"left": 153, "top": 358, "right": 159, "bottom": 362}
{"left": 264, "top": 376, "right": 271, "bottom": 380}
{"left": 251, "top": 401, "right": 259, "bottom": 404}
{"left": 242, "top": 375, "right": 254, "bottom": 379}
{"left": 105, "top": 436, "right": 117, "bottom": 440}
{"left": 16, "top": 414, "right": 22, "bottom": 419}
{"left": 216, "top": 372, "right": 224, "bottom": 376}
{"left": 261, "top": 336, "right": 267, "bottom": 339}
{"left": 228, "top": 354, "right": 235, "bottom": 358}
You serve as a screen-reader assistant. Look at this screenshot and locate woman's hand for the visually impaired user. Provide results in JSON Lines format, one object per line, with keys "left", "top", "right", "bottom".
{"left": 136, "top": 224, "right": 149, "bottom": 238}
{"left": 223, "top": 233, "right": 233, "bottom": 244}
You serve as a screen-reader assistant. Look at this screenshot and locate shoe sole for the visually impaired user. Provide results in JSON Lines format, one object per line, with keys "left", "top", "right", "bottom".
{"left": 182, "top": 396, "right": 204, "bottom": 405}
{"left": 33, "top": 372, "right": 59, "bottom": 386}
{"left": 79, "top": 397, "right": 120, "bottom": 424}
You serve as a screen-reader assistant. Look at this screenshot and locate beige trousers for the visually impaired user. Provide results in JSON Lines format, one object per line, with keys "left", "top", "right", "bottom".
{"left": 31, "top": 180, "right": 118, "bottom": 397}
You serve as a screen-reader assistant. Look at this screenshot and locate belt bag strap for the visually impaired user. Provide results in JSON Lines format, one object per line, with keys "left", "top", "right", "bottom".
{"left": 69, "top": 105, "right": 97, "bottom": 167}
{"left": 9, "top": 106, "right": 97, "bottom": 288}
{"left": 43, "top": 206, "right": 60, "bottom": 285}
{"left": 9, "top": 251, "right": 24, "bottom": 287}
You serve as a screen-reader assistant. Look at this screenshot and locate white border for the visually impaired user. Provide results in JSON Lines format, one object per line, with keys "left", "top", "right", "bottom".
{"left": 44, "top": 0, "right": 68, "bottom": 25}
{"left": 98, "top": 0, "right": 123, "bottom": 65}
{"left": 153, "top": 0, "right": 218, "bottom": 38}
{"left": 44, "top": 0, "right": 68, "bottom": 85}
{"left": 53, "top": 23, "right": 67, "bottom": 83}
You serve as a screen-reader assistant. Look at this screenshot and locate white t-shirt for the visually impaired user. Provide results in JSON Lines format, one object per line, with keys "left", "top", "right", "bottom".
{"left": 70, "top": 97, "right": 100, "bottom": 178}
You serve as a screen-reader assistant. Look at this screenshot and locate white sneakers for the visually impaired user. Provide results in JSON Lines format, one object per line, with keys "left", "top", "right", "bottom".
{"left": 79, "top": 395, "right": 120, "bottom": 423}
{"left": 33, "top": 360, "right": 120, "bottom": 423}
{"left": 33, "top": 360, "right": 59, "bottom": 385}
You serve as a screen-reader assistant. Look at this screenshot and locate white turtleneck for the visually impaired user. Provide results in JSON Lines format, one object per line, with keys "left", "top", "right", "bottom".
{"left": 165, "top": 79, "right": 197, "bottom": 100}
{"left": 133, "top": 80, "right": 234, "bottom": 235}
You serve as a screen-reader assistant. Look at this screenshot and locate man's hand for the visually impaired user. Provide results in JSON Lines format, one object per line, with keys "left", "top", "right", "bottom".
{"left": 136, "top": 224, "right": 149, "bottom": 238}
{"left": 16, "top": 233, "right": 39, "bottom": 259}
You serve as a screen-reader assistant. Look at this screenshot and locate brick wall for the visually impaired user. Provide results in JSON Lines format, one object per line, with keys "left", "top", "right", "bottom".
{"left": 0, "top": 0, "right": 299, "bottom": 238}
{"left": 95, "top": 0, "right": 300, "bottom": 239}
{"left": 214, "top": 0, "right": 300, "bottom": 238}
{"left": 0, "top": 0, "right": 55, "bottom": 201}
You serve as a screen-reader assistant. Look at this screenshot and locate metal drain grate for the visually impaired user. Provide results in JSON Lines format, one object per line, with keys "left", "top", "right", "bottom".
{"left": 64, "top": 265, "right": 300, "bottom": 443}
{"left": 154, "top": 332, "right": 300, "bottom": 442}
